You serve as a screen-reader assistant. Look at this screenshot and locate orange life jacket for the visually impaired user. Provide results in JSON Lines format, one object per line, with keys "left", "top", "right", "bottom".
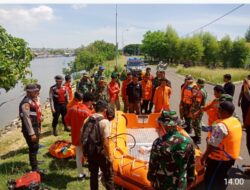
{"left": 182, "top": 85, "right": 193, "bottom": 104}
{"left": 195, "top": 90, "right": 203, "bottom": 103}
{"left": 64, "top": 82, "right": 73, "bottom": 101}
{"left": 51, "top": 85, "right": 67, "bottom": 104}
{"left": 209, "top": 117, "right": 242, "bottom": 161}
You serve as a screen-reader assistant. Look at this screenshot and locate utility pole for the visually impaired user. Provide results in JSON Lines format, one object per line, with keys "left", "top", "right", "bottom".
{"left": 115, "top": 4, "right": 118, "bottom": 67}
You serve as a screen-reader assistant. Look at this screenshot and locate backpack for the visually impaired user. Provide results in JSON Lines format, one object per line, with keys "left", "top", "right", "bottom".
{"left": 81, "top": 116, "right": 104, "bottom": 157}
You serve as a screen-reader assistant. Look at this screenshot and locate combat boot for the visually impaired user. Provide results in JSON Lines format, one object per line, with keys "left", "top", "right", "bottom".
{"left": 53, "top": 128, "right": 58, "bottom": 136}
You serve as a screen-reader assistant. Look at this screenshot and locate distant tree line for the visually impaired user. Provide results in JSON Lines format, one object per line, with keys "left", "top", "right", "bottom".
{"left": 140, "top": 25, "right": 250, "bottom": 68}
{"left": 123, "top": 44, "right": 141, "bottom": 55}
{"left": 64, "top": 40, "right": 116, "bottom": 75}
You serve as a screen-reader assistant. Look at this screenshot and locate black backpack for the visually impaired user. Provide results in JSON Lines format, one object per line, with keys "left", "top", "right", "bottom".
{"left": 81, "top": 116, "right": 104, "bottom": 157}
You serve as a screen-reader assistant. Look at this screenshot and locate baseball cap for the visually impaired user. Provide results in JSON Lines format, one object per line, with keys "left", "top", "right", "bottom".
{"left": 99, "top": 65, "right": 105, "bottom": 70}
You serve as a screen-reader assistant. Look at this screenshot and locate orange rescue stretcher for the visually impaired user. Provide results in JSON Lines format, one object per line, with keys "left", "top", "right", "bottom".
{"left": 109, "top": 111, "right": 205, "bottom": 190}
{"left": 49, "top": 140, "right": 76, "bottom": 159}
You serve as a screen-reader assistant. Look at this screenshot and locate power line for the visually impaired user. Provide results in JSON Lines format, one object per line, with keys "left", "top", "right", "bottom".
{"left": 184, "top": 4, "right": 245, "bottom": 37}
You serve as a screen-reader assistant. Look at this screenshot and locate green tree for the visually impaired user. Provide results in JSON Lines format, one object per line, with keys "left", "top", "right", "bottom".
{"left": 0, "top": 25, "right": 33, "bottom": 91}
{"left": 219, "top": 35, "right": 233, "bottom": 68}
{"left": 201, "top": 32, "right": 219, "bottom": 68}
{"left": 230, "top": 38, "right": 250, "bottom": 68}
{"left": 245, "top": 26, "right": 250, "bottom": 42}
{"left": 68, "top": 40, "right": 116, "bottom": 74}
{"left": 176, "top": 38, "right": 188, "bottom": 63}
{"left": 123, "top": 44, "right": 141, "bottom": 55}
{"left": 164, "top": 25, "right": 179, "bottom": 63}
{"left": 185, "top": 36, "right": 204, "bottom": 64}
{"left": 141, "top": 30, "right": 167, "bottom": 61}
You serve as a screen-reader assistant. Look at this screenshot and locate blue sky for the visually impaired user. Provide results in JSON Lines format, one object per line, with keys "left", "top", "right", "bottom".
{"left": 0, "top": 4, "right": 250, "bottom": 48}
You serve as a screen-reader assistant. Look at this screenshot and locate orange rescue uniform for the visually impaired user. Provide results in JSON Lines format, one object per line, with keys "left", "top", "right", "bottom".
{"left": 203, "top": 99, "right": 220, "bottom": 126}
{"left": 108, "top": 81, "right": 120, "bottom": 102}
{"left": 65, "top": 103, "right": 92, "bottom": 146}
{"left": 153, "top": 86, "right": 171, "bottom": 113}
{"left": 67, "top": 98, "right": 80, "bottom": 109}
{"left": 141, "top": 80, "right": 152, "bottom": 101}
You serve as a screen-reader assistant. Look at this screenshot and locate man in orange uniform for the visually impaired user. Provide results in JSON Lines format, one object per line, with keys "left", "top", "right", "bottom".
{"left": 65, "top": 92, "right": 94, "bottom": 180}
{"left": 64, "top": 75, "right": 73, "bottom": 101}
{"left": 201, "top": 101, "right": 242, "bottom": 190}
{"left": 141, "top": 73, "right": 152, "bottom": 114}
{"left": 153, "top": 78, "right": 172, "bottom": 113}
{"left": 67, "top": 92, "right": 83, "bottom": 109}
{"left": 121, "top": 72, "right": 132, "bottom": 113}
{"left": 145, "top": 67, "right": 154, "bottom": 81}
{"left": 200, "top": 85, "right": 225, "bottom": 126}
{"left": 108, "top": 73, "right": 120, "bottom": 110}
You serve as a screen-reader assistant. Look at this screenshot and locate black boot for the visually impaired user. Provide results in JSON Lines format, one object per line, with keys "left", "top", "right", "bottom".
{"left": 191, "top": 136, "right": 201, "bottom": 144}
{"left": 53, "top": 128, "right": 58, "bottom": 136}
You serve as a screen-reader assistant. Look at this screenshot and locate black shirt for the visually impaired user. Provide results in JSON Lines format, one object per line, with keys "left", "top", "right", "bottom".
{"left": 126, "top": 82, "right": 142, "bottom": 103}
{"left": 224, "top": 82, "right": 235, "bottom": 97}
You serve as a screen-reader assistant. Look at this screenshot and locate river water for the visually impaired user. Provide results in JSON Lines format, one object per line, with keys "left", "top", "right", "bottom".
{"left": 0, "top": 56, "right": 75, "bottom": 128}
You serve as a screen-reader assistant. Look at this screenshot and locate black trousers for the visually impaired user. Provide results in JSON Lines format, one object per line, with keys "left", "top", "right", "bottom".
{"left": 88, "top": 153, "right": 114, "bottom": 190}
{"left": 246, "top": 127, "right": 250, "bottom": 155}
{"left": 23, "top": 131, "right": 39, "bottom": 171}
{"left": 241, "top": 103, "right": 250, "bottom": 126}
{"left": 141, "top": 100, "right": 150, "bottom": 114}
{"left": 52, "top": 103, "right": 67, "bottom": 129}
{"left": 204, "top": 157, "right": 235, "bottom": 190}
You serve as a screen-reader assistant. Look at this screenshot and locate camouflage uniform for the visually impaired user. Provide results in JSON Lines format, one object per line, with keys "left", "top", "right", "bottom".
{"left": 190, "top": 87, "right": 207, "bottom": 141}
{"left": 93, "top": 72, "right": 103, "bottom": 86}
{"left": 147, "top": 129, "right": 196, "bottom": 190}
{"left": 77, "top": 79, "right": 95, "bottom": 95}
{"left": 94, "top": 85, "right": 109, "bottom": 102}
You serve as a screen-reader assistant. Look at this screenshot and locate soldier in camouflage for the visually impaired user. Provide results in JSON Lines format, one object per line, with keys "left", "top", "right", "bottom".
{"left": 94, "top": 76, "right": 109, "bottom": 102}
{"left": 77, "top": 71, "right": 95, "bottom": 95}
{"left": 190, "top": 79, "right": 207, "bottom": 144}
{"left": 147, "top": 111, "right": 196, "bottom": 190}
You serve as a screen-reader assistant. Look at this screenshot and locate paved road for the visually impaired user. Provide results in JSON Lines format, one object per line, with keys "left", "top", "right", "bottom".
{"left": 150, "top": 66, "right": 250, "bottom": 189}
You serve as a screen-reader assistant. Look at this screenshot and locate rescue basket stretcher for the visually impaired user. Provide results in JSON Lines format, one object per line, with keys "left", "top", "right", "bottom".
{"left": 109, "top": 111, "right": 205, "bottom": 190}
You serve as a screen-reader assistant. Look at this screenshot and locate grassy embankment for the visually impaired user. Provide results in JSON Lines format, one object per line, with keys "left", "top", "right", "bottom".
{"left": 177, "top": 66, "right": 249, "bottom": 84}
{"left": 0, "top": 56, "right": 127, "bottom": 190}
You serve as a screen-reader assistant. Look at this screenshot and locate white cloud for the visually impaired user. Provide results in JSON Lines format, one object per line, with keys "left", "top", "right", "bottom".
{"left": 71, "top": 4, "right": 87, "bottom": 10}
{"left": 0, "top": 5, "right": 55, "bottom": 28}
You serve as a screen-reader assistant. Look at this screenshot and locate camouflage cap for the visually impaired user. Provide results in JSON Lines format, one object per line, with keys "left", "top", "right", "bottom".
{"left": 157, "top": 110, "right": 179, "bottom": 127}
{"left": 111, "top": 73, "right": 118, "bottom": 78}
